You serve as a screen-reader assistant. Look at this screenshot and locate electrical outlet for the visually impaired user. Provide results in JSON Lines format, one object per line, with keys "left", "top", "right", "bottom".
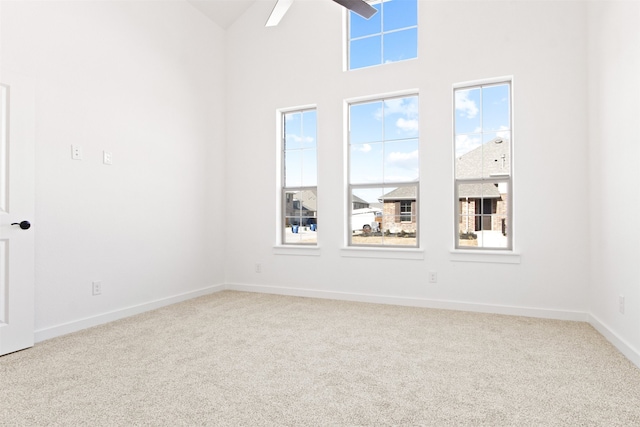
{"left": 71, "top": 145, "right": 82, "bottom": 160}
{"left": 103, "top": 151, "right": 113, "bottom": 165}
{"left": 255, "top": 263, "right": 262, "bottom": 273}
{"left": 92, "top": 281, "right": 102, "bottom": 296}
{"left": 428, "top": 271, "right": 437, "bottom": 283}
{"left": 619, "top": 295, "right": 625, "bottom": 314}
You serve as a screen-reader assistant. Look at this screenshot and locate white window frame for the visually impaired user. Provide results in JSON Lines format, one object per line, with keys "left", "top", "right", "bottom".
{"left": 277, "top": 106, "right": 318, "bottom": 247}
{"left": 346, "top": 91, "right": 420, "bottom": 249}
{"left": 453, "top": 77, "right": 514, "bottom": 252}
{"left": 345, "top": 0, "right": 419, "bottom": 71}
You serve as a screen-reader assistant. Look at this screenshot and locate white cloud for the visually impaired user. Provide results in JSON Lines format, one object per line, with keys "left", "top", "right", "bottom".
{"left": 286, "top": 134, "right": 315, "bottom": 144}
{"left": 388, "top": 150, "right": 419, "bottom": 173}
{"left": 396, "top": 118, "right": 419, "bottom": 133}
{"left": 385, "top": 97, "right": 419, "bottom": 118}
{"left": 496, "top": 126, "right": 511, "bottom": 141}
{"left": 389, "top": 150, "right": 418, "bottom": 162}
{"left": 285, "top": 133, "right": 300, "bottom": 142}
{"left": 455, "top": 90, "right": 478, "bottom": 119}
{"left": 356, "top": 143, "right": 372, "bottom": 153}
{"left": 455, "top": 134, "right": 481, "bottom": 157}
{"left": 374, "top": 96, "right": 419, "bottom": 122}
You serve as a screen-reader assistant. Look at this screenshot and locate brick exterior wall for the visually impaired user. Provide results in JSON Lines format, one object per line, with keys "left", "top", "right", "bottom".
{"left": 382, "top": 201, "right": 417, "bottom": 233}
{"left": 459, "top": 195, "right": 507, "bottom": 236}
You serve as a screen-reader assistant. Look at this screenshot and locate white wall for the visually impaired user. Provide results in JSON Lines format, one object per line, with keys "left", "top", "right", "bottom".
{"left": 3, "top": 0, "right": 637, "bottom": 366}
{"left": 0, "top": 1, "right": 227, "bottom": 336}
{"left": 588, "top": 1, "right": 640, "bottom": 362}
{"left": 225, "top": 1, "right": 591, "bottom": 318}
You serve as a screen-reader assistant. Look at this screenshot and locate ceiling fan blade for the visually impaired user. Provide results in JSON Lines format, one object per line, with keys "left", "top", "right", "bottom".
{"left": 332, "top": 0, "right": 377, "bottom": 19}
{"left": 266, "top": 0, "right": 294, "bottom": 27}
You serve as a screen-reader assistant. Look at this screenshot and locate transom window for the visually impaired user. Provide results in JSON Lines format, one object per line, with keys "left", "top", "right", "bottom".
{"left": 281, "top": 108, "right": 317, "bottom": 245}
{"left": 348, "top": 0, "right": 418, "bottom": 70}
{"left": 454, "top": 81, "right": 512, "bottom": 250}
{"left": 348, "top": 94, "right": 419, "bottom": 247}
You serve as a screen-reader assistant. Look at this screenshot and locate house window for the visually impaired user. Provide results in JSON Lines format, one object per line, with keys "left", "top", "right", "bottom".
{"left": 348, "top": 94, "right": 419, "bottom": 247}
{"left": 282, "top": 108, "right": 317, "bottom": 245}
{"left": 400, "top": 201, "right": 412, "bottom": 222}
{"left": 348, "top": 0, "right": 418, "bottom": 70}
{"left": 454, "top": 80, "right": 512, "bottom": 249}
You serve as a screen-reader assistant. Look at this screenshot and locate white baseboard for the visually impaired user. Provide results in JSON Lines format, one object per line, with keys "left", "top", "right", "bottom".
{"left": 34, "top": 284, "right": 226, "bottom": 343}
{"left": 228, "top": 283, "right": 640, "bottom": 369}
{"left": 225, "top": 283, "right": 589, "bottom": 322}
{"left": 588, "top": 314, "right": 640, "bottom": 369}
{"left": 34, "top": 282, "right": 639, "bottom": 370}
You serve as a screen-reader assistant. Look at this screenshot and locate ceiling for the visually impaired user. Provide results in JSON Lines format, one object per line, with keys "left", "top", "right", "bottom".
{"left": 186, "top": 0, "right": 257, "bottom": 30}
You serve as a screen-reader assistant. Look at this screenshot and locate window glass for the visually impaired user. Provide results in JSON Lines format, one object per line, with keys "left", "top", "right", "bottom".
{"left": 350, "top": 102, "right": 383, "bottom": 144}
{"left": 349, "top": 37, "right": 382, "bottom": 71}
{"left": 350, "top": 142, "right": 384, "bottom": 184}
{"left": 383, "top": 95, "right": 419, "bottom": 141}
{"left": 348, "top": 0, "right": 418, "bottom": 70}
{"left": 350, "top": 3, "right": 382, "bottom": 38}
{"left": 284, "top": 150, "right": 302, "bottom": 187}
{"left": 350, "top": 185, "right": 417, "bottom": 246}
{"left": 348, "top": 94, "right": 419, "bottom": 247}
{"left": 282, "top": 109, "right": 318, "bottom": 245}
{"left": 383, "top": 0, "right": 417, "bottom": 31}
{"left": 383, "top": 28, "right": 418, "bottom": 64}
{"left": 383, "top": 139, "right": 419, "bottom": 183}
{"left": 454, "top": 82, "right": 511, "bottom": 250}
{"left": 482, "top": 84, "right": 510, "bottom": 132}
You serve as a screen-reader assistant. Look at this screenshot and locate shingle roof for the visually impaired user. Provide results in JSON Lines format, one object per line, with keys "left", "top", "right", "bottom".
{"left": 379, "top": 186, "right": 417, "bottom": 201}
{"left": 374, "top": 139, "right": 508, "bottom": 203}
{"left": 458, "top": 183, "right": 501, "bottom": 199}
{"left": 456, "top": 137, "right": 510, "bottom": 179}
{"left": 295, "top": 189, "right": 317, "bottom": 212}
{"left": 352, "top": 194, "right": 369, "bottom": 206}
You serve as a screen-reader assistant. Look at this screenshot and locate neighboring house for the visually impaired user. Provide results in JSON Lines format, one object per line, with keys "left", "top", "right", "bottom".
{"left": 375, "top": 137, "right": 509, "bottom": 236}
{"left": 285, "top": 189, "right": 317, "bottom": 225}
{"left": 378, "top": 185, "right": 418, "bottom": 234}
{"left": 456, "top": 137, "right": 510, "bottom": 235}
{"left": 352, "top": 194, "right": 370, "bottom": 210}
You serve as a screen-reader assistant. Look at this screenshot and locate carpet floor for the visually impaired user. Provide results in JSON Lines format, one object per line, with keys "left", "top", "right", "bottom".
{"left": 1, "top": 290, "right": 640, "bottom": 426}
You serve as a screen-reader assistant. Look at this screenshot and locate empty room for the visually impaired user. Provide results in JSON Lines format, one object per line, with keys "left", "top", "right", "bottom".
{"left": 1, "top": 0, "right": 639, "bottom": 424}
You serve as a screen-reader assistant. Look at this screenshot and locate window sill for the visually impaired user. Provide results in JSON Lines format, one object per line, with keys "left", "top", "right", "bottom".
{"left": 450, "top": 249, "right": 521, "bottom": 264}
{"left": 341, "top": 247, "right": 424, "bottom": 260}
{"left": 273, "top": 245, "right": 321, "bottom": 256}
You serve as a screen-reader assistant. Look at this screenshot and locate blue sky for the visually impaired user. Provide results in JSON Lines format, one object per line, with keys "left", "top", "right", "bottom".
{"left": 350, "top": 96, "right": 419, "bottom": 183}
{"left": 455, "top": 84, "right": 511, "bottom": 158}
{"left": 284, "top": 3, "right": 509, "bottom": 208}
{"left": 349, "top": 0, "right": 418, "bottom": 70}
{"left": 350, "top": 95, "right": 419, "bottom": 203}
{"left": 284, "top": 110, "right": 317, "bottom": 188}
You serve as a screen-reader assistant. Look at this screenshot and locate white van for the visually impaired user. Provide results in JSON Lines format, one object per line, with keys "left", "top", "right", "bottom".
{"left": 351, "top": 208, "right": 382, "bottom": 233}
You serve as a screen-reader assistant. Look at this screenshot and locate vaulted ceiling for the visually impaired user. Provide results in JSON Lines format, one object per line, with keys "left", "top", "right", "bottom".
{"left": 185, "top": 0, "right": 256, "bottom": 30}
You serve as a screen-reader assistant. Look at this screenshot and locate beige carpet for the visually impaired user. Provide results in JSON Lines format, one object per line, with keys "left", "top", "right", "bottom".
{"left": 1, "top": 290, "right": 640, "bottom": 426}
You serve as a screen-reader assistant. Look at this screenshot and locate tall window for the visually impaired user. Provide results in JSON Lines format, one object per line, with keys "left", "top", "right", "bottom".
{"left": 348, "top": 94, "right": 419, "bottom": 247}
{"left": 348, "top": 0, "right": 418, "bottom": 70}
{"left": 282, "top": 109, "right": 317, "bottom": 245}
{"left": 454, "top": 81, "right": 512, "bottom": 249}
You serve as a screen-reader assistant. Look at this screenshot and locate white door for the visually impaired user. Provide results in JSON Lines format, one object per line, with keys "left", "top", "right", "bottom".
{"left": 0, "top": 75, "right": 35, "bottom": 356}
